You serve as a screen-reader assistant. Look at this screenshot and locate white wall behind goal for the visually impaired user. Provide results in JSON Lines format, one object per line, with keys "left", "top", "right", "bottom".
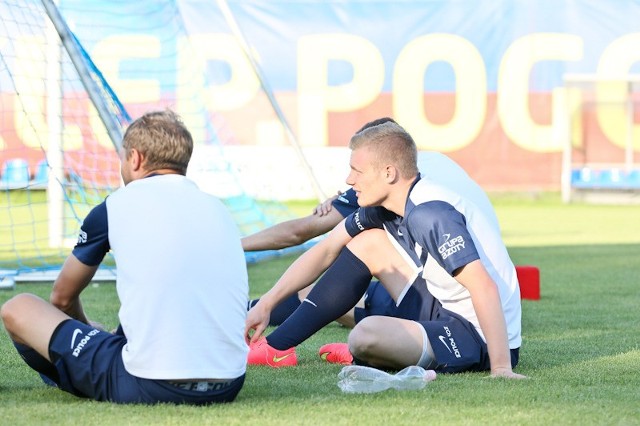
{"left": 188, "top": 145, "right": 351, "bottom": 201}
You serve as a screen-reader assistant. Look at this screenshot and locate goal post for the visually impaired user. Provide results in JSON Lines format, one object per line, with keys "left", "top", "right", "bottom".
{"left": 0, "top": 0, "right": 126, "bottom": 284}
{"left": 0, "top": 0, "right": 317, "bottom": 284}
{"left": 42, "top": 0, "right": 133, "bottom": 248}
{"left": 560, "top": 73, "right": 640, "bottom": 203}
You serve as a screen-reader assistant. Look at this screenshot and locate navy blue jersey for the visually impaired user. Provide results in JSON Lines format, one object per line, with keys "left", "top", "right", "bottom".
{"left": 343, "top": 176, "right": 522, "bottom": 349}
{"left": 344, "top": 182, "right": 478, "bottom": 276}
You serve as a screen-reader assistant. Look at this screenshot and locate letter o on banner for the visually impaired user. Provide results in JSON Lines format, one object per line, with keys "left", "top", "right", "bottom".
{"left": 393, "top": 34, "right": 487, "bottom": 152}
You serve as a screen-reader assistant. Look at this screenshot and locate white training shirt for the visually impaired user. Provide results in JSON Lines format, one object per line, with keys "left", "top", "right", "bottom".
{"left": 75, "top": 174, "right": 249, "bottom": 379}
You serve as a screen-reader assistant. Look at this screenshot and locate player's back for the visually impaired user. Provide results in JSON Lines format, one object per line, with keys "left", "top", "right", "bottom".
{"left": 418, "top": 151, "right": 499, "bottom": 230}
{"left": 107, "top": 173, "right": 249, "bottom": 380}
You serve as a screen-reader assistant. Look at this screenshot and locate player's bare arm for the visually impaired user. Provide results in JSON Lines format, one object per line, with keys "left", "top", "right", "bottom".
{"left": 242, "top": 205, "right": 344, "bottom": 251}
{"left": 454, "top": 260, "right": 527, "bottom": 379}
{"left": 50, "top": 254, "right": 99, "bottom": 325}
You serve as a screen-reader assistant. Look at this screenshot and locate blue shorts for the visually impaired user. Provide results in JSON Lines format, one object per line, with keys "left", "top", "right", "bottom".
{"left": 27, "top": 319, "right": 245, "bottom": 404}
{"left": 353, "top": 281, "right": 398, "bottom": 323}
{"left": 419, "top": 309, "right": 519, "bottom": 373}
{"left": 356, "top": 278, "right": 519, "bottom": 373}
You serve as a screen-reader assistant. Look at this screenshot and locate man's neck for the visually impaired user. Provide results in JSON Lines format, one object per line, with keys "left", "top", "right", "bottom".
{"left": 381, "top": 176, "right": 417, "bottom": 217}
{"left": 142, "top": 169, "right": 183, "bottom": 178}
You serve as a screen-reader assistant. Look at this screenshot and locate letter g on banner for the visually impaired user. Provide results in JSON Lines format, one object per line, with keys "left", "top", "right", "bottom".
{"left": 498, "top": 33, "right": 583, "bottom": 153}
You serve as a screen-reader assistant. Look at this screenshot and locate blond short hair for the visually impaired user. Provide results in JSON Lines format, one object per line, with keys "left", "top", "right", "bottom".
{"left": 122, "top": 110, "right": 193, "bottom": 175}
{"left": 349, "top": 121, "right": 418, "bottom": 179}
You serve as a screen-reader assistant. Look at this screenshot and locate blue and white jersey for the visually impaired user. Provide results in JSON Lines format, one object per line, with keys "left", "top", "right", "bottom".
{"left": 72, "top": 174, "right": 249, "bottom": 380}
{"left": 344, "top": 177, "right": 522, "bottom": 349}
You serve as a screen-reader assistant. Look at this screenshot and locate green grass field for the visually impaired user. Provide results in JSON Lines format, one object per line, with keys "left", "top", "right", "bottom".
{"left": 1, "top": 193, "right": 639, "bottom": 425}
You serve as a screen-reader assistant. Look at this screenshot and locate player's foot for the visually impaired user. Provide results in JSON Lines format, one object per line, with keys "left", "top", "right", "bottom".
{"left": 247, "top": 337, "right": 298, "bottom": 367}
{"left": 318, "top": 342, "right": 353, "bottom": 365}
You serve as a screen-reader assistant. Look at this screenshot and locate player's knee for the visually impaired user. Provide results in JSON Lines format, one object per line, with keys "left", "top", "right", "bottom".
{"left": 1, "top": 293, "right": 27, "bottom": 332}
{"left": 346, "top": 229, "right": 389, "bottom": 268}
{"left": 346, "top": 229, "right": 387, "bottom": 255}
{"left": 0, "top": 300, "right": 10, "bottom": 328}
{"left": 347, "top": 317, "right": 379, "bottom": 359}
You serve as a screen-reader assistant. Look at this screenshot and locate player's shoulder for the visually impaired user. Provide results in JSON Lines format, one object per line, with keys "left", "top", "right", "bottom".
{"left": 410, "top": 177, "right": 458, "bottom": 204}
{"left": 418, "top": 150, "right": 471, "bottom": 172}
{"left": 408, "top": 199, "right": 456, "bottom": 221}
{"left": 85, "top": 199, "right": 108, "bottom": 223}
{"left": 418, "top": 151, "right": 478, "bottom": 192}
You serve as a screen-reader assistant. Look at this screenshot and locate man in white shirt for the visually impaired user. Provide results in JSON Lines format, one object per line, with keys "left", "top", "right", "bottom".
{"left": 1, "top": 110, "right": 249, "bottom": 404}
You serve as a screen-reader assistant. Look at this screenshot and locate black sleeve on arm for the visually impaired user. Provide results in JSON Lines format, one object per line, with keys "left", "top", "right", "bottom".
{"left": 71, "top": 201, "right": 110, "bottom": 266}
{"left": 331, "top": 188, "right": 359, "bottom": 218}
{"left": 344, "top": 206, "right": 397, "bottom": 237}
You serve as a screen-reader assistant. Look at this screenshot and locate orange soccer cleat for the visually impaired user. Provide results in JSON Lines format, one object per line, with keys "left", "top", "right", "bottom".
{"left": 318, "top": 342, "right": 353, "bottom": 365}
{"left": 247, "top": 337, "right": 298, "bottom": 367}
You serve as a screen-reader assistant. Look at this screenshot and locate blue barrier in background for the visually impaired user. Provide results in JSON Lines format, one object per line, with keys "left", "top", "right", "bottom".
{"left": 571, "top": 168, "right": 640, "bottom": 190}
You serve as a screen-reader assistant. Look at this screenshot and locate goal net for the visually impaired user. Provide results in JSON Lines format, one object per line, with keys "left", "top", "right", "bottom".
{"left": 0, "top": 0, "right": 305, "bottom": 284}
{"left": 560, "top": 74, "right": 640, "bottom": 202}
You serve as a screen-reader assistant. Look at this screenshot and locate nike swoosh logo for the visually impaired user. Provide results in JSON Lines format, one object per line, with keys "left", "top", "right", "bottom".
{"left": 272, "top": 354, "right": 294, "bottom": 363}
{"left": 438, "top": 335, "right": 452, "bottom": 353}
{"left": 70, "top": 329, "right": 83, "bottom": 349}
{"left": 302, "top": 298, "right": 317, "bottom": 307}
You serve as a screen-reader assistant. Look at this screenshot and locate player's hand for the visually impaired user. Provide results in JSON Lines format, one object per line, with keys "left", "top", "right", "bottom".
{"left": 312, "top": 192, "right": 341, "bottom": 217}
{"left": 490, "top": 367, "right": 527, "bottom": 379}
{"left": 245, "top": 301, "right": 271, "bottom": 345}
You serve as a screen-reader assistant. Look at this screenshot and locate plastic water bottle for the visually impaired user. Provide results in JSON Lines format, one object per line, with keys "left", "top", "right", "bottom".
{"left": 337, "top": 365, "right": 437, "bottom": 394}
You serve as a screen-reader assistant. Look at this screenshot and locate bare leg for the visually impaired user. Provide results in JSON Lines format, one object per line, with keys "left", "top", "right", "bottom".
{"left": 343, "top": 228, "right": 426, "bottom": 368}
{"left": 345, "top": 228, "right": 418, "bottom": 304}
{"left": 348, "top": 315, "right": 425, "bottom": 369}
{"left": 1, "top": 293, "right": 71, "bottom": 361}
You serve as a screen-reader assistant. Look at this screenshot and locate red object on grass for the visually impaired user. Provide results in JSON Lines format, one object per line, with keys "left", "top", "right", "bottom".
{"left": 515, "top": 265, "right": 540, "bottom": 300}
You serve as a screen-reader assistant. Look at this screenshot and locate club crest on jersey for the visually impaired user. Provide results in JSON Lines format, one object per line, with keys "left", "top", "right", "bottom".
{"left": 438, "top": 233, "right": 465, "bottom": 259}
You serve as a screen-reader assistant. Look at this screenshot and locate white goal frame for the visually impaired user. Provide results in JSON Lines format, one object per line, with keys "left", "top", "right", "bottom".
{"left": 560, "top": 73, "right": 640, "bottom": 203}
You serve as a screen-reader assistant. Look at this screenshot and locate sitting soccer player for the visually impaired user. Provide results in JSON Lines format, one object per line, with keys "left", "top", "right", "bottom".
{"left": 245, "top": 121, "right": 526, "bottom": 379}
{"left": 1, "top": 110, "right": 249, "bottom": 404}
{"left": 243, "top": 119, "right": 501, "bottom": 329}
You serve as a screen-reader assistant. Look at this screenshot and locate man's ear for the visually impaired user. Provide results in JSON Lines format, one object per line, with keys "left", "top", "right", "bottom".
{"left": 130, "top": 148, "right": 144, "bottom": 171}
{"left": 384, "top": 165, "right": 399, "bottom": 183}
